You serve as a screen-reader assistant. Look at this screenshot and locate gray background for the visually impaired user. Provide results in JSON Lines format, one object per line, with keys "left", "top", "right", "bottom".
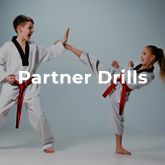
{"left": 0, "top": 0, "right": 165, "bottom": 147}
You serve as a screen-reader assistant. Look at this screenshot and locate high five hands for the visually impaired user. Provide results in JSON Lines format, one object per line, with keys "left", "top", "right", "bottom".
{"left": 62, "top": 28, "right": 69, "bottom": 45}
{"left": 62, "top": 28, "right": 73, "bottom": 51}
{"left": 55, "top": 28, "right": 70, "bottom": 46}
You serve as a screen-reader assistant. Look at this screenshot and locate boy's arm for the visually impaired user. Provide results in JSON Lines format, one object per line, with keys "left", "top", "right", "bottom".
{"left": 38, "top": 41, "right": 65, "bottom": 63}
{"left": 38, "top": 29, "right": 69, "bottom": 63}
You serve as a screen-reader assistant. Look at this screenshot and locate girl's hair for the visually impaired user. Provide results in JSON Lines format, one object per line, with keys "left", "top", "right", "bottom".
{"left": 147, "top": 45, "right": 165, "bottom": 81}
{"left": 13, "top": 15, "right": 34, "bottom": 33}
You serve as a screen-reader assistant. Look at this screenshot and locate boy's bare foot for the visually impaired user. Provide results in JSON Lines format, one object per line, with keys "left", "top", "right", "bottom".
{"left": 115, "top": 147, "right": 131, "bottom": 155}
{"left": 44, "top": 147, "right": 55, "bottom": 153}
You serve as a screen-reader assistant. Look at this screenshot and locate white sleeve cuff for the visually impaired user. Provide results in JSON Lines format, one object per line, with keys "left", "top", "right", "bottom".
{"left": 53, "top": 42, "right": 65, "bottom": 56}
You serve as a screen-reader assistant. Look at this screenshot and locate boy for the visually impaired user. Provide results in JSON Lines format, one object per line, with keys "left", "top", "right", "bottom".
{"left": 0, "top": 15, "right": 69, "bottom": 153}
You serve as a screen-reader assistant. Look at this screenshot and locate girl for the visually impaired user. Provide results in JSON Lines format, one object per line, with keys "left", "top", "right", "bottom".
{"left": 64, "top": 43, "right": 165, "bottom": 155}
{"left": 0, "top": 15, "right": 69, "bottom": 153}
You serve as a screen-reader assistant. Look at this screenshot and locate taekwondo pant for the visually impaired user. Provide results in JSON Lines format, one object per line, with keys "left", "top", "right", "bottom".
{"left": 110, "top": 88, "right": 125, "bottom": 136}
{"left": 0, "top": 93, "right": 54, "bottom": 150}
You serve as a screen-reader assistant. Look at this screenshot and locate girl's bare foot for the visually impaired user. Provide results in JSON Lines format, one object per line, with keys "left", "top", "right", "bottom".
{"left": 44, "top": 147, "right": 55, "bottom": 153}
{"left": 115, "top": 147, "right": 131, "bottom": 155}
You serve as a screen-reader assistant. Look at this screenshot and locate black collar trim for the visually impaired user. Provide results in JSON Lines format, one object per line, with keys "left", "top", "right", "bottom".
{"left": 133, "top": 64, "right": 154, "bottom": 74}
{"left": 11, "top": 36, "right": 30, "bottom": 66}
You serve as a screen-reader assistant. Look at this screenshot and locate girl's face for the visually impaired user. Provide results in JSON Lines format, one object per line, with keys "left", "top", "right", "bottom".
{"left": 17, "top": 21, "right": 34, "bottom": 41}
{"left": 140, "top": 47, "right": 155, "bottom": 66}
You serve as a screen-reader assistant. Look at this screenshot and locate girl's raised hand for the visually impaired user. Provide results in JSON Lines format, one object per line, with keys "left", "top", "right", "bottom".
{"left": 54, "top": 28, "right": 69, "bottom": 45}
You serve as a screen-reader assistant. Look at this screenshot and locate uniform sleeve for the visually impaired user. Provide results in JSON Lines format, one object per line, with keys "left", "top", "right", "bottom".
{"left": 38, "top": 42, "right": 65, "bottom": 64}
{"left": 79, "top": 51, "right": 114, "bottom": 81}
{"left": 0, "top": 44, "right": 9, "bottom": 83}
{"left": 126, "top": 68, "right": 154, "bottom": 90}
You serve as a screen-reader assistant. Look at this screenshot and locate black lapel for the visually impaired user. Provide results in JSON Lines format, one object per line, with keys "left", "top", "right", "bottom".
{"left": 12, "top": 36, "right": 30, "bottom": 66}
{"left": 134, "top": 64, "right": 154, "bottom": 74}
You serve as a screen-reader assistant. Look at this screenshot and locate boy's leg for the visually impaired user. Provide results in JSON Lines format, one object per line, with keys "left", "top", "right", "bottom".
{"left": 111, "top": 94, "right": 131, "bottom": 155}
{"left": 25, "top": 96, "right": 54, "bottom": 152}
{"left": 0, "top": 95, "right": 16, "bottom": 127}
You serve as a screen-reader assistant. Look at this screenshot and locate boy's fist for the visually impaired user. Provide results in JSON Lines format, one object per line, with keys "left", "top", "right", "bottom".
{"left": 5, "top": 75, "right": 16, "bottom": 85}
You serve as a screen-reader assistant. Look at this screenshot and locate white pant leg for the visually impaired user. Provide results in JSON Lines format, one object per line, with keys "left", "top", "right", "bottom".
{"left": 0, "top": 94, "right": 17, "bottom": 127}
{"left": 111, "top": 93, "right": 125, "bottom": 135}
{"left": 25, "top": 96, "right": 54, "bottom": 150}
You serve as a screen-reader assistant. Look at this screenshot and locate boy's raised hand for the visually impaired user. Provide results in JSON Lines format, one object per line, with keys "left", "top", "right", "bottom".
{"left": 54, "top": 28, "right": 69, "bottom": 45}
{"left": 62, "top": 28, "right": 69, "bottom": 45}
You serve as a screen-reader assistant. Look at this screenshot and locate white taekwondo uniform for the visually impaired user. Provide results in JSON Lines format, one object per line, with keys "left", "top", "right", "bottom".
{"left": 79, "top": 52, "right": 154, "bottom": 135}
{"left": 0, "top": 36, "right": 65, "bottom": 150}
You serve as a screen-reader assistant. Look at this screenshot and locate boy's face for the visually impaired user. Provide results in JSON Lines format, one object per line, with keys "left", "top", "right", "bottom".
{"left": 17, "top": 21, "right": 34, "bottom": 41}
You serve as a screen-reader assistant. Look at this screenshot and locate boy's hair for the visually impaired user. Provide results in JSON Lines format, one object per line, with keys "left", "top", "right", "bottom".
{"left": 13, "top": 15, "right": 34, "bottom": 33}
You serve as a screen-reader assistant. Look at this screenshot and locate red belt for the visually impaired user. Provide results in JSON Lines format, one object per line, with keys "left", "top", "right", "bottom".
{"left": 14, "top": 78, "right": 33, "bottom": 128}
{"left": 102, "top": 76, "right": 132, "bottom": 115}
